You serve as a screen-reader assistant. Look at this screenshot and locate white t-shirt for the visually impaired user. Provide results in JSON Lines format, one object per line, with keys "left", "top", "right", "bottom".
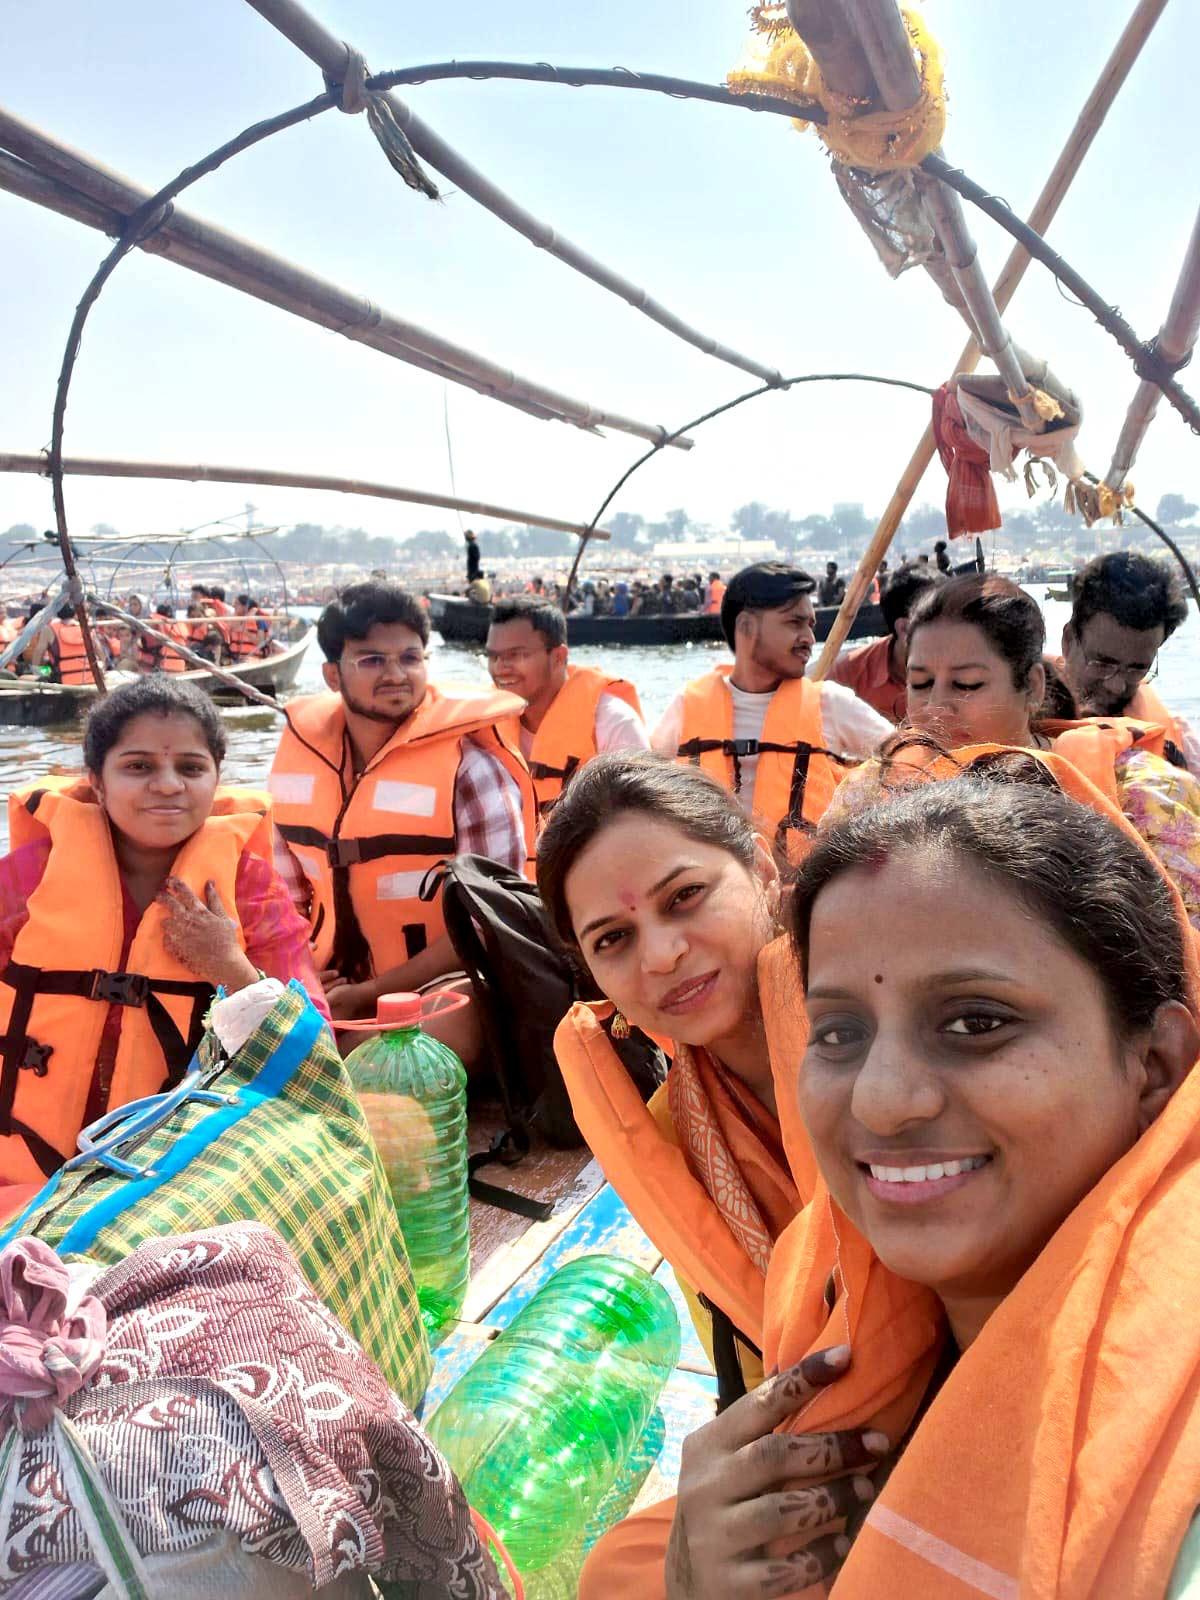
{"left": 519, "top": 691, "right": 650, "bottom": 760}
{"left": 651, "top": 676, "right": 891, "bottom": 799}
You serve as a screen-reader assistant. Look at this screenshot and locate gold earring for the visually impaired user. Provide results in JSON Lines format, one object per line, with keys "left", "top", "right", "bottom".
{"left": 611, "top": 1011, "right": 631, "bottom": 1039}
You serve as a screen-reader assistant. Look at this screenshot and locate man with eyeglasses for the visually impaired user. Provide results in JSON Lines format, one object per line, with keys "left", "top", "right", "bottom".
{"left": 486, "top": 596, "right": 648, "bottom": 824}
{"left": 1060, "top": 551, "right": 1198, "bottom": 770}
{"left": 269, "top": 581, "right": 534, "bottom": 1036}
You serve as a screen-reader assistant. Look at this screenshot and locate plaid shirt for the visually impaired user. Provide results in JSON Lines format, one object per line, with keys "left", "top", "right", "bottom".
{"left": 452, "top": 737, "right": 528, "bottom": 872}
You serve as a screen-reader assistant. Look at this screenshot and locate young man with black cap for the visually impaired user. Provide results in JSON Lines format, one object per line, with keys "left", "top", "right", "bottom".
{"left": 652, "top": 562, "right": 890, "bottom": 860}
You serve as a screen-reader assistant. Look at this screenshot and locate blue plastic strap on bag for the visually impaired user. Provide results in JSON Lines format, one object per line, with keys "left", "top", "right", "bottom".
{"left": 67, "top": 1071, "right": 235, "bottom": 1180}
{"left": 0, "top": 982, "right": 322, "bottom": 1253}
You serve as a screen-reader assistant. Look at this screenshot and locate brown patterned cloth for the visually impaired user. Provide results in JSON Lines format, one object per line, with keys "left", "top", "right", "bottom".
{"left": 0, "top": 1223, "right": 505, "bottom": 1599}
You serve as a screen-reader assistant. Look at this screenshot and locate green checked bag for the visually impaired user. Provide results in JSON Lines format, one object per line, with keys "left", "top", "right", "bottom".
{"left": 0, "top": 981, "right": 432, "bottom": 1410}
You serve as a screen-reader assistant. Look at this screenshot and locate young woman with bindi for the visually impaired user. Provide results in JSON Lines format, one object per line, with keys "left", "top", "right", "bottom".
{"left": 643, "top": 775, "right": 1200, "bottom": 1599}
{"left": 541, "top": 752, "right": 817, "bottom": 1419}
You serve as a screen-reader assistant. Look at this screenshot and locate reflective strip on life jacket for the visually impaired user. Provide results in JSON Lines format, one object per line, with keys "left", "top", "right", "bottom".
{"left": 269, "top": 689, "right": 533, "bottom": 978}
{"left": 0, "top": 777, "right": 272, "bottom": 1185}
{"left": 676, "top": 668, "right": 850, "bottom": 862}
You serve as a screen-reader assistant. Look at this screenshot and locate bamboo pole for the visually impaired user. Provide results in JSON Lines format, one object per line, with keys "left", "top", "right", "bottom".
{"left": 1105, "top": 204, "right": 1200, "bottom": 492}
{"left": 840, "top": 0, "right": 1038, "bottom": 426}
{"left": 811, "top": 0, "right": 1169, "bottom": 678}
{"left": 243, "top": 0, "right": 787, "bottom": 388}
{"left": 0, "top": 579, "right": 76, "bottom": 674}
{"left": 0, "top": 108, "right": 688, "bottom": 450}
{"left": 0, "top": 453, "right": 607, "bottom": 540}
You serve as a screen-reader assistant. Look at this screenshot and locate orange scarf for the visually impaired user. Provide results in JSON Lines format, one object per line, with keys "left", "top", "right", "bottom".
{"left": 668, "top": 1043, "right": 798, "bottom": 1276}
{"left": 764, "top": 748, "right": 1200, "bottom": 1598}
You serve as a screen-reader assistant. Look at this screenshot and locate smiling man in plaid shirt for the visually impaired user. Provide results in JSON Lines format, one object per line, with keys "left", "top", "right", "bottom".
{"left": 269, "top": 581, "right": 533, "bottom": 1039}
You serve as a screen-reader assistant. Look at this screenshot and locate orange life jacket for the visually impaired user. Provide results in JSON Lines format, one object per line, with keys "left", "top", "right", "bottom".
{"left": 704, "top": 580, "right": 726, "bottom": 616}
{"left": 0, "top": 777, "right": 272, "bottom": 1186}
{"left": 675, "top": 667, "right": 847, "bottom": 862}
{"left": 1127, "top": 680, "right": 1187, "bottom": 756}
{"left": 51, "top": 620, "right": 94, "bottom": 685}
{"left": 526, "top": 666, "right": 643, "bottom": 817}
{"left": 226, "top": 614, "right": 266, "bottom": 661}
{"left": 269, "top": 688, "right": 534, "bottom": 977}
{"left": 1043, "top": 715, "right": 1181, "bottom": 808}
{"left": 552, "top": 941, "right": 813, "bottom": 1403}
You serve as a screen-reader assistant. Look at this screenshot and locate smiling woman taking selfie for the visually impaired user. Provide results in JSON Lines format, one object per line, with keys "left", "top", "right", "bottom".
{"left": 0, "top": 676, "right": 327, "bottom": 1218}
{"left": 539, "top": 753, "right": 816, "bottom": 1416}
{"left": 642, "top": 769, "right": 1200, "bottom": 1600}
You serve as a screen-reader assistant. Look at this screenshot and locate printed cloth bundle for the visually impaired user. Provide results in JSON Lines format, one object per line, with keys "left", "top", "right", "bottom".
{"left": 0, "top": 981, "right": 431, "bottom": 1411}
{"left": 0, "top": 1224, "right": 505, "bottom": 1599}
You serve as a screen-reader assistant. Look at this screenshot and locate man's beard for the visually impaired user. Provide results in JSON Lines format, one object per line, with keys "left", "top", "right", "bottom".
{"left": 339, "top": 676, "right": 421, "bottom": 726}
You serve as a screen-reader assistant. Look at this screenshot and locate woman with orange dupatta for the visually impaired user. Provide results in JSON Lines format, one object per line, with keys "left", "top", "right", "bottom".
{"left": 539, "top": 753, "right": 816, "bottom": 1416}
{"left": 627, "top": 754, "right": 1200, "bottom": 1599}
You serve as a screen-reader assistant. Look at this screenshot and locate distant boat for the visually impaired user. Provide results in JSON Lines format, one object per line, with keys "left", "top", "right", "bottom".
{"left": 0, "top": 625, "right": 314, "bottom": 727}
{"left": 1043, "top": 568, "right": 1077, "bottom": 602}
{"left": 427, "top": 594, "right": 886, "bottom": 647}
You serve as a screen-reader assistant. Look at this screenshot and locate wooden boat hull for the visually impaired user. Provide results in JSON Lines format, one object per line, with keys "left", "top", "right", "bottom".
{"left": 0, "top": 627, "right": 313, "bottom": 727}
{"left": 427, "top": 595, "right": 885, "bottom": 647}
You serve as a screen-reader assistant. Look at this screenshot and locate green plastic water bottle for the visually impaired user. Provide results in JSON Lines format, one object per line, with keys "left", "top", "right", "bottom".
{"left": 427, "top": 1255, "right": 681, "bottom": 1571}
{"left": 344, "top": 992, "right": 469, "bottom": 1338}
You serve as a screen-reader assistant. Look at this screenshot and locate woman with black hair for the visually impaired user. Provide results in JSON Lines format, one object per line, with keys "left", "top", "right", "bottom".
{"left": 0, "top": 676, "right": 326, "bottom": 1216}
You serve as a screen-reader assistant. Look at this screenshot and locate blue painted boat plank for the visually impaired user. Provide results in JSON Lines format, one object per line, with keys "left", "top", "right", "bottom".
{"left": 487, "top": 1182, "right": 662, "bottom": 1330}
{"left": 425, "top": 1321, "right": 497, "bottom": 1412}
{"left": 631, "top": 1368, "right": 716, "bottom": 1514}
{"left": 653, "top": 1258, "right": 715, "bottom": 1377}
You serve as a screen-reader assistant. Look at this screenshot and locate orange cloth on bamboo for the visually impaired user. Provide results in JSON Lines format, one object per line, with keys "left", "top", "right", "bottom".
{"left": 828, "top": 635, "right": 907, "bottom": 724}
{"left": 760, "top": 747, "right": 1200, "bottom": 1600}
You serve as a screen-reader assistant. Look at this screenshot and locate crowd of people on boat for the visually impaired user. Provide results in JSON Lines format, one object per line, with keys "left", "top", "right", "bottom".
{"left": 0, "top": 582, "right": 285, "bottom": 684}
{"left": 2, "top": 545, "right": 1200, "bottom": 1595}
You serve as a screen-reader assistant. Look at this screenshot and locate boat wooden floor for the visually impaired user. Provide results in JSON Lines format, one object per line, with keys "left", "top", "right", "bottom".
{"left": 426, "top": 1101, "right": 717, "bottom": 1540}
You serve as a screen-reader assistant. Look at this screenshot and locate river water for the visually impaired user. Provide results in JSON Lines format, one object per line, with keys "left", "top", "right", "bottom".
{"left": 1, "top": 596, "right": 1197, "bottom": 849}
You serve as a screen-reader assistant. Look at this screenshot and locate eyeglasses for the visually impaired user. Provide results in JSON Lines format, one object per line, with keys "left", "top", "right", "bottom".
{"left": 1079, "top": 649, "right": 1158, "bottom": 687}
{"left": 341, "top": 650, "right": 427, "bottom": 675}
{"left": 485, "top": 647, "right": 551, "bottom": 669}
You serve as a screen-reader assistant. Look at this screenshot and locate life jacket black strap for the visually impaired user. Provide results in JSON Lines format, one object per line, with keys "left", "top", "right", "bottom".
{"left": 467, "top": 1130, "right": 554, "bottom": 1222}
{"left": 0, "top": 961, "right": 212, "bottom": 1136}
{"left": 529, "top": 755, "right": 581, "bottom": 815}
{"left": 277, "top": 823, "right": 456, "bottom": 867}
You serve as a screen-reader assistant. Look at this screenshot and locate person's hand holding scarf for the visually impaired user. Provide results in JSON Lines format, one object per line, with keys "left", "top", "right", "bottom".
{"left": 665, "top": 1346, "right": 885, "bottom": 1599}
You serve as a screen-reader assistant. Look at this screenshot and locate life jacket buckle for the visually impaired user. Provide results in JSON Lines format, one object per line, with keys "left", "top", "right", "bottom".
{"left": 89, "top": 969, "right": 150, "bottom": 1006}
{"left": 22, "top": 1040, "right": 52, "bottom": 1076}
{"left": 727, "top": 738, "right": 760, "bottom": 758}
{"left": 327, "top": 838, "right": 363, "bottom": 868}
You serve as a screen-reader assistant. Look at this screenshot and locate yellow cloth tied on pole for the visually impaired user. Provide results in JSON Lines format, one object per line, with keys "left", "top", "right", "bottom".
{"left": 727, "top": 4, "right": 947, "bottom": 171}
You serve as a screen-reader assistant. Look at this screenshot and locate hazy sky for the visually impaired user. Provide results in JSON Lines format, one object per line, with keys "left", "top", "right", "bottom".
{"left": 1, "top": 0, "right": 1197, "bottom": 546}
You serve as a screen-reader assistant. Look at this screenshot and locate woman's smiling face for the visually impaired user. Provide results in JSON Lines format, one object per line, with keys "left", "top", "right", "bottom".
{"left": 799, "top": 846, "right": 1147, "bottom": 1310}
{"left": 563, "top": 813, "right": 776, "bottom": 1050}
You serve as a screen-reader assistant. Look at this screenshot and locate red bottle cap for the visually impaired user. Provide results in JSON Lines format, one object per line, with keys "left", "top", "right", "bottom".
{"left": 375, "top": 992, "right": 423, "bottom": 1027}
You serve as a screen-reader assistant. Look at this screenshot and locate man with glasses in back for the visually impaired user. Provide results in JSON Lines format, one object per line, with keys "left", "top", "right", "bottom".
{"left": 485, "top": 596, "right": 648, "bottom": 825}
{"left": 1060, "top": 551, "right": 1198, "bottom": 770}
{"left": 269, "top": 581, "right": 534, "bottom": 1030}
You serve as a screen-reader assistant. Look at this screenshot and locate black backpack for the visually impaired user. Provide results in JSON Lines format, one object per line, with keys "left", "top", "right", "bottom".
{"left": 419, "top": 856, "right": 666, "bottom": 1217}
